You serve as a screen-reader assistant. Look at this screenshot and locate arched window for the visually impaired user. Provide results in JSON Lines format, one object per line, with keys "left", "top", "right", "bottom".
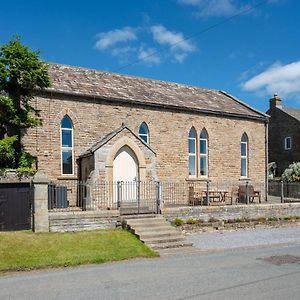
{"left": 200, "top": 129, "right": 208, "bottom": 176}
{"left": 188, "top": 127, "right": 197, "bottom": 176}
{"left": 139, "top": 122, "right": 149, "bottom": 144}
{"left": 241, "top": 133, "right": 248, "bottom": 177}
{"left": 61, "top": 115, "right": 74, "bottom": 175}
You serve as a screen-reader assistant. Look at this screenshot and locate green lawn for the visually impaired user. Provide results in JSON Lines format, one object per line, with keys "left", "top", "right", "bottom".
{"left": 0, "top": 229, "right": 158, "bottom": 272}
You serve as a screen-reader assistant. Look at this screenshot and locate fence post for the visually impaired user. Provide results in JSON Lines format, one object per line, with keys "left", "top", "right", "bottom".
{"left": 156, "top": 181, "right": 161, "bottom": 214}
{"left": 206, "top": 180, "right": 210, "bottom": 206}
{"left": 117, "top": 181, "right": 122, "bottom": 209}
{"left": 246, "top": 181, "right": 249, "bottom": 205}
{"left": 32, "top": 172, "right": 49, "bottom": 232}
{"left": 281, "top": 180, "right": 284, "bottom": 203}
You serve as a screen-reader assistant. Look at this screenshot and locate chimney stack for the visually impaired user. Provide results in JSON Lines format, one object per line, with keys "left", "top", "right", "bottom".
{"left": 269, "top": 94, "right": 282, "bottom": 109}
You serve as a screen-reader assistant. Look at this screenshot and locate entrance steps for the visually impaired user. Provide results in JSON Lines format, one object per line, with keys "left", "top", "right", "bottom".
{"left": 122, "top": 215, "right": 193, "bottom": 250}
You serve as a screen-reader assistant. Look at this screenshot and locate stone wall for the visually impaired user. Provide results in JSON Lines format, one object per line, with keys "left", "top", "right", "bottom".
{"left": 162, "top": 203, "right": 300, "bottom": 222}
{"left": 267, "top": 107, "right": 300, "bottom": 175}
{"left": 49, "top": 210, "right": 120, "bottom": 232}
{"left": 22, "top": 94, "right": 267, "bottom": 196}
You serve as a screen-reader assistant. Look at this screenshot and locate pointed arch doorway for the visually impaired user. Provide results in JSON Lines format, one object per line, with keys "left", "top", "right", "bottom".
{"left": 113, "top": 146, "right": 139, "bottom": 203}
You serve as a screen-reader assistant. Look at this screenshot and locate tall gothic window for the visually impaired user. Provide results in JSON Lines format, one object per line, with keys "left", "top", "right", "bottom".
{"left": 61, "top": 115, "right": 74, "bottom": 175}
{"left": 199, "top": 129, "right": 208, "bottom": 176}
{"left": 188, "top": 127, "right": 197, "bottom": 176}
{"left": 139, "top": 122, "right": 149, "bottom": 144}
{"left": 241, "top": 133, "right": 248, "bottom": 177}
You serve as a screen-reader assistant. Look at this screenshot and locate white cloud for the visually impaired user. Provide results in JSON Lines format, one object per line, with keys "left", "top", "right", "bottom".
{"left": 138, "top": 46, "right": 161, "bottom": 65}
{"left": 94, "top": 24, "right": 195, "bottom": 65}
{"left": 178, "top": 0, "right": 251, "bottom": 17}
{"left": 241, "top": 60, "right": 300, "bottom": 99}
{"left": 95, "top": 27, "right": 137, "bottom": 50}
{"left": 150, "top": 25, "right": 195, "bottom": 62}
{"left": 179, "top": 0, "right": 284, "bottom": 18}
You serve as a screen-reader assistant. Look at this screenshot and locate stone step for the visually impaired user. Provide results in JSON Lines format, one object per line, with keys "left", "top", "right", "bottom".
{"left": 149, "top": 241, "right": 194, "bottom": 250}
{"left": 123, "top": 215, "right": 193, "bottom": 251}
{"left": 126, "top": 218, "right": 168, "bottom": 226}
{"left": 120, "top": 214, "right": 158, "bottom": 220}
{"left": 142, "top": 235, "right": 185, "bottom": 244}
{"left": 135, "top": 230, "right": 181, "bottom": 239}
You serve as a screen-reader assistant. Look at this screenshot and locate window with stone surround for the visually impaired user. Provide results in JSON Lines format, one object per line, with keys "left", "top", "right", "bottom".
{"left": 139, "top": 122, "right": 149, "bottom": 144}
{"left": 200, "top": 128, "right": 208, "bottom": 176}
{"left": 241, "top": 133, "right": 248, "bottom": 177}
{"left": 61, "top": 115, "right": 74, "bottom": 175}
{"left": 284, "top": 137, "right": 292, "bottom": 150}
{"left": 188, "top": 127, "right": 197, "bottom": 176}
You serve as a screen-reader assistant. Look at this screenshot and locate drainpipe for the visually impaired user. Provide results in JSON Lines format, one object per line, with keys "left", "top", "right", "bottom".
{"left": 265, "top": 121, "right": 269, "bottom": 202}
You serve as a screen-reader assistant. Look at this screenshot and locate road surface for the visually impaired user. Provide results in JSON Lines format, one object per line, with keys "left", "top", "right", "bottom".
{"left": 1, "top": 227, "right": 300, "bottom": 300}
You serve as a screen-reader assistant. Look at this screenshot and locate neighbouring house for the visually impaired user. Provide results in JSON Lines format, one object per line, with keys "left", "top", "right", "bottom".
{"left": 21, "top": 63, "right": 268, "bottom": 210}
{"left": 267, "top": 94, "right": 300, "bottom": 176}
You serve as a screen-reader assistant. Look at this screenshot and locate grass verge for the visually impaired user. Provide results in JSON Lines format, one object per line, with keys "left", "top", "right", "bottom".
{"left": 0, "top": 229, "right": 158, "bottom": 272}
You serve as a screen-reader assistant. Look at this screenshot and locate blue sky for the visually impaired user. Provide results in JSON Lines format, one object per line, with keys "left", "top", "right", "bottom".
{"left": 1, "top": 0, "right": 299, "bottom": 112}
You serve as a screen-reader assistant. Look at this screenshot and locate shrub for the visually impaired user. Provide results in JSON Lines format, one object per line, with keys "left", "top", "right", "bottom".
{"left": 172, "top": 218, "right": 184, "bottom": 227}
{"left": 18, "top": 151, "right": 35, "bottom": 168}
{"left": 186, "top": 218, "right": 197, "bottom": 225}
{"left": 0, "top": 136, "right": 17, "bottom": 168}
{"left": 282, "top": 162, "right": 300, "bottom": 182}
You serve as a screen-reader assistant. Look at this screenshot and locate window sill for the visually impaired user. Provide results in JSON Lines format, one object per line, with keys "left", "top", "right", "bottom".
{"left": 57, "top": 176, "right": 78, "bottom": 180}
{"left": 186, "top": 177, "right": 209, "bottom": 182}
{"left": 239, "top": 177, "right": 250, "bottom": 181}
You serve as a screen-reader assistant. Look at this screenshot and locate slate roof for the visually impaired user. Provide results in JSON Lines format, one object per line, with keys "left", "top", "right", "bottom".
{"left": 46, "top": 63, "right": 267, "bottom": 121}
{"left": 281, "top": 107, "right": 300, "bottom": 122}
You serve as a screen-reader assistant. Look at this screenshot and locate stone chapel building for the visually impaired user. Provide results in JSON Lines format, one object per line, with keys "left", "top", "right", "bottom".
{"left": 22, "top": 63, "right": 268, "bottom": 205}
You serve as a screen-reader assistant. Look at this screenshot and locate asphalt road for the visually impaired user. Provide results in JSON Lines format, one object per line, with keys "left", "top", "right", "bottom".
{"left": 1, "top": 229, "right": 300, "bottom": 300}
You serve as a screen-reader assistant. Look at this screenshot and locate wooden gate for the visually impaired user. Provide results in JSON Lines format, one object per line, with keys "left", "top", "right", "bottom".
{"left": 0, "top": 183, "right": 32, "bottom": 231}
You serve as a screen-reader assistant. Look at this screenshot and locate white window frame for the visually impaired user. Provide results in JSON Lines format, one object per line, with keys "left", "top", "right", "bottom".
{"left": 139, "top": 122, "right": 149, "bottom": 144}
{"left": 241, "top": 134, "right": 248, "bottom": 178}
{"left": 188, "top": 128, "right": 197, "bottom": 177}
{"left": 199, "top": 129, "right": 208, "bottom": 177}
{"left": 60, "top": 116, "right": 74, "bottom": 176}
{"left": 284, "top": 137, "right": 292, "bottom": 150}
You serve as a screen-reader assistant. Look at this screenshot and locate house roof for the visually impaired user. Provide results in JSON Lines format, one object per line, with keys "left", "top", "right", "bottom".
{"left": 46, "top": 63, "right": 268, "bottom": 121}
{"left": 79, "top": 124, "right": 156, "bottom": 157}
{"left": 281, "top": 107, "right": 300, "bottom": 122}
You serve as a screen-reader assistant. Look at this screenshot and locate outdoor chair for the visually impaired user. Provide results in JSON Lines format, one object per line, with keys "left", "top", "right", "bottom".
{"left": 229, "top": 186, "right": 239, "bottom": 205}
{"left": 238, "top": 185, "right": 261, "bottom": 204}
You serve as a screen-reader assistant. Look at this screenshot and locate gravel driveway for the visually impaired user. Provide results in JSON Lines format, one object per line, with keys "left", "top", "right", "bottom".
{"left": 187, "top": 226, "right": 300, "bottom": 250}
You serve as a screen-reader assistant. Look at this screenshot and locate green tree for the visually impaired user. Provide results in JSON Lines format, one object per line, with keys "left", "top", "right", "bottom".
{"left": 0, "top": 37, "right": 51, "bottom": 169}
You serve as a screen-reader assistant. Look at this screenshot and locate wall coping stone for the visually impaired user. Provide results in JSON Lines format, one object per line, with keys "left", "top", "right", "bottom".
{"left": 49, "top": 210, "right": 120, "bottom": 220}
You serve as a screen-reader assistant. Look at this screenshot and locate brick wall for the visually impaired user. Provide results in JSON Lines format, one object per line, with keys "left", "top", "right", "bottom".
{"left": 22, "top": 94, "right": 267, "bottom": 196}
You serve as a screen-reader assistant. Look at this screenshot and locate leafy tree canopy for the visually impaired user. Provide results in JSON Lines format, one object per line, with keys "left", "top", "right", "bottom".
{"left": 0, "top": 37, "right": 51, "bottom": 169}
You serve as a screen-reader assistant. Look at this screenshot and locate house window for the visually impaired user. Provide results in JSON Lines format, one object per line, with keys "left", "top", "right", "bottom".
{"left": 241, "top": 133, "right": 248, "bottom": 177}
{"left": 284, "top": 137, "right": 292, "bottom": 150}
{"left": 139, "top": 122, "right": 149, "bottom": 144}
{"left": 61, "top": 115, "right": 74, "bottom": 175}
{"left": 200, "top": 129, "right": 208, "bottom": 176}
{"left": 188, "top": 127, "right": 197, "bottom": 176}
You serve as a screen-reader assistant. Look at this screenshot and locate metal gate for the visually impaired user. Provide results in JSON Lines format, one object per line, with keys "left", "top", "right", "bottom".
{"left": 0, "top": 183, "right": 32, "bottom": 231}
{"left": 116, "top": 181, "right": 160, "bottom": 215}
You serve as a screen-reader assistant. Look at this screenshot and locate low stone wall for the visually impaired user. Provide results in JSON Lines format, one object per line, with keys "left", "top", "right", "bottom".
{"left": 49, "top": 210, "right": 120, "bottom": 232}
{"left": 162, "top": 203, "right": 300, "bottom": 222}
